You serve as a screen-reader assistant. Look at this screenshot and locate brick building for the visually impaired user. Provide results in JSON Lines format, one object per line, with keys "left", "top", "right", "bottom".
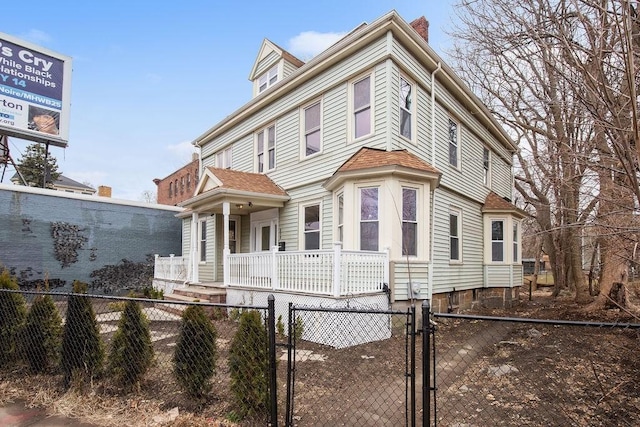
{"left": 153, "top": 154, "right": 199, "bottom": 205}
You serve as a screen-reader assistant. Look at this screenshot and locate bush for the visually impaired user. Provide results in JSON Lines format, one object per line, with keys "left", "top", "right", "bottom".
{"left": 229, "top": 310, "right": 269, "bottom": 418}
{"left": 61, "top": 281, "right": 105, "bottom": 387}
{"left": 173, "top": 305, "right": 217, "bottom": 398}
{"left": 23, "top": 293, "right": 63, "bottom": 373}
{"left": 108, "top": 299, "right": 154, "bottom": 389}
{"left": 0, "top": 269, "right": 27, "bottom": 365}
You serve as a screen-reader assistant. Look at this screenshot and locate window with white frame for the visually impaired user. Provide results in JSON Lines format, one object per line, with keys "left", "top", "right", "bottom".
{"left": 217, "top": 147, "right": 233, "bottom": 169}
{"left": 257, "top": 125, "right": 276, "bottom": 172}
{"left": 198, "top": 218, "right": 207, "bottom": 262}
{"left": 491, "top": 219, "right": 504, "bottom": 262}
{"left": 483, "top": 147, "right": 491, "bottom": 186}
{"left": 258, "top": 65, "right": 278, "bottom": 93}
{"left": 303, "top": 101, "right": 321, "bottom": 157}
{"left": 399, "top": 76, "right": 414, "bottom": 140}
{"left": 353, "top": 75, "right": 372, "bottom": 140}
{"left": 402, "top": 187, "right": 417, "bottom": 256}
{"left": 449, "top": 119, "right": 459, "bottom": 168}
{"left": 337, "top": 193, "right": 344, "bottom": 243}
{"left": 360, "top": 187, "right": 379, "bottom": 251}
{"left": 513, "top": 222, "right": 520, "bottom": 263}
{"left": 450, "top": 209, "right": 461, "bottom": 262}
{"left": 228, "top": 218, "right": 238, "bottom": 254}
{"left": 302, "top": 203, "right": 321, "bottom": 250}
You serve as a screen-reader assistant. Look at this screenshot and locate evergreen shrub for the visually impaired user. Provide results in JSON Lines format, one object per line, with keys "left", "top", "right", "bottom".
{"left": 0, "top": 269, "right": 27, "bottom": 365}
{"left": 61, "top": 281, "right": 104, "bottom": 387}
{"left": 24, "top": 293, "right": 63, "bottom": 373}
{"left": 108, "top": 299, "right": 154, "bottom": 388}
{"left": 173, "top": 305, "right": 217, "bottom": 398}
{"left": 229, "top": 310, "right": 269, "bottom": 418}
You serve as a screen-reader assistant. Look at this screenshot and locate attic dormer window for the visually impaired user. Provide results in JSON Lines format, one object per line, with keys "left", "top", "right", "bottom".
{"left": 258, "top": 65, "right": 279, "bottom": 93}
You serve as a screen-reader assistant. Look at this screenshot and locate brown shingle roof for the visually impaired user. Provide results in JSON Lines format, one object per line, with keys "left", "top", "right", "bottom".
{"left": 483, "top": 191, "right": 527, "bottom": 217}
{"left": 205, "top": 167, "right": 288, "bottom": 196}
{"left": 338, "top": 147, "right": 440, "bottom": 174}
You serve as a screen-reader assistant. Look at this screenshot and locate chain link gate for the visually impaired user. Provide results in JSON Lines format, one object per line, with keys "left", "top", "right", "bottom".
{"left": 284, "top": 303, "right": 421, "bottom": 426}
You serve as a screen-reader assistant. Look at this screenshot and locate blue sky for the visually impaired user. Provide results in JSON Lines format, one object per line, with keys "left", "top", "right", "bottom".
{"left": 1, "top": 0, "right": 457, "bottom": 201}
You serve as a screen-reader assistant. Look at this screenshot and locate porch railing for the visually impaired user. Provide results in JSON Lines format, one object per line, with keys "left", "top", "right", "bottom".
{"left": 153, "top": 254, "right": 188, "bottom": 282}
{"left": 226, "top": 244, "right": 389, "bottom": 297}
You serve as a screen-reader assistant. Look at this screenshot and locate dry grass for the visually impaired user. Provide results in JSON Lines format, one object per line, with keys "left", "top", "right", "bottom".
{"left": 0, "top": 371, "right": 237, "bottom": 426}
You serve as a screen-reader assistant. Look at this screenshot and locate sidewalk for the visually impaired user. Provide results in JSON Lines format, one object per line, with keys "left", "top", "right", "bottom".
{"left": 0, "top": 401, "right": 100, "bottom": 427}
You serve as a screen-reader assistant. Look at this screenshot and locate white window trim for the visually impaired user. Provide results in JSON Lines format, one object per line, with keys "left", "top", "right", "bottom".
{"left": 228, "top": 215, "right": 240, "bottom": 254}
{"left": 198, "top": 217, "right": 207, "bottom": 264}
{"left": 348, "top": 71, "right": 374, "bottom": 143}
{"left": 336, "top": 191, "right": 344, "bottom": 244}
{"left": 399, "top": 74, "right": 417, "bottom": 143}
{"left": 258, "top": 64, "right": 279, "bottom": 94}
{"left": 490, "top": 218, "right": 506, "bottom": 264}
{"left": 448, "top": 117, "right": 461, "bottom": 170}
{"left": 300, "top": 98, "right": 323, "bottom": 159}
{"left": 513, "top": 221, "right": 521, "bottom": 264}
{"left": 483, "top": 146, "right": 492, "bottom": 188}
{"left": 401, "top": 186, "right": 419, "bottom": 257}
{"left": 299, "top": 201, "right": 322, "bottom": 250}
{"left": 449, "top": 207, "right": 463, "bottom": 264}
{"left": 255, "top": 123, "right": 277, "bottom": 173}
{"left": 357, "top": 184, "right": 380, "bottom": 251}
{"left": 216, "top": 146, "right": 233, "bottom": 169}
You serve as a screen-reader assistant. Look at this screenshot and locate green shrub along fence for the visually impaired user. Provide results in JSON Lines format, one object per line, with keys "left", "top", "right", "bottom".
{"left": 0, "top": 287, "right": 277, "bottom": 426}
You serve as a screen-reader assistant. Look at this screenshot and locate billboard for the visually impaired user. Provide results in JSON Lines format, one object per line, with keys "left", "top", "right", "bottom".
{"left": 0, "top": 33, "right": 72, "bottom": 148}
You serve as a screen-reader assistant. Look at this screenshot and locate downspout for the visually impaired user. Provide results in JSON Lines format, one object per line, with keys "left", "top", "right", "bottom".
{"left": 428, "top": 63, "right": 442, "bottom": 304}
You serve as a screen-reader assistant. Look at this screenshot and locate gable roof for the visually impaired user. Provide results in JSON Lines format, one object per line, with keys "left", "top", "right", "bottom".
{"left": 180, "top": 167, "right": 289, "bottom": 212}
{"left": 193, "top": 11, "right": 517, "bottom": 155}
{"left": 482, "top": 191, "right": 528, "bottom": 218}
{"left": 248, "top": 39, "right": 304, "bottom": 81}
{"left": 324, "top": 147, "right": 441, "bottom": 190}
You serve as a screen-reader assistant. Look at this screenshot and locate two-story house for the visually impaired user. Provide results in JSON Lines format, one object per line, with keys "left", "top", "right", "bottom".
{"left": 172, "top": 11, "right": 525, "bottom": 313}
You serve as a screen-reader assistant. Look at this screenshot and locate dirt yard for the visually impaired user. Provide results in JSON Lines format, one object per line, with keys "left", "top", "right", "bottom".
{"left": 1, "top": 287, "right": 638, "bottom": 426}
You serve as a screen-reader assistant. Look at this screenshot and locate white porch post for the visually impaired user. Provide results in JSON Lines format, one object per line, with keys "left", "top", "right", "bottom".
{"left": 190, "top": 212, "right": 199, "bottom": 283}
{"left": 271, "top": 246, "right": 279, "bottom": 290}
{"left": 169, "top": 254, "right": 175, "bottom": 280}
{"left": 332, "top": 242, "right": 342, "bottom": 297}
{"left": 223, "top": 202, "right": 231, "bottom": 286}
{"left": 383, "top": 247, "right": 390, "bottom": 287}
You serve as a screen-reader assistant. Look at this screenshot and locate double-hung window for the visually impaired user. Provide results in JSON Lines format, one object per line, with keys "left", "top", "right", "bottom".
{"left": 199, "top": 219, "right": 207, "bottom": 262}
{"left": 360, "top": 187, "right": 379, "bottom": 251}
{"left": 513, "top": 222, "right": 520, "bottom": 262}
{"left": 449, "top": 119, "right": 459, "bottom": 168}
{"left": 258, "top": 65, "right": 278, "bottom": 93}
{"left": 217, "top": 147, "right": 233, "bottom": 169}
{"left": 491, "top": 220, "right": 504, "bottom": 262}
{"left": 303, "top": 101, "right": 321, "bottom": 157}
{"left": 450, "top": 210, "right": 461, "bottom": 262}
{"left": 399, "top": 76, "right": 413, "bottom": 140}
{"left": 337, "top": 193, "right": 344, "bottom": 243}
{"left": 302, "top": 203, "right": 321, "bottom": 250}
{"left": 257, "top": 125, "right": 276, "bottom": 172}
{"left": 353, "top": 75, "right": 372, "bottom": 139}
{"left": 402, "top": 187, "right": 417, "bottom": 256}
{"left": 483, "top": 147, "right": 491, "bottom": 186}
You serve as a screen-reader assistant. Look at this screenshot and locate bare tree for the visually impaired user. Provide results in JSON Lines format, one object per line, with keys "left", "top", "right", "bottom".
{"left": 450, "top": 0, "right": 639, "bottom": 309}
{"left": 139, "top": 190, "right": 157, "bottom": 204}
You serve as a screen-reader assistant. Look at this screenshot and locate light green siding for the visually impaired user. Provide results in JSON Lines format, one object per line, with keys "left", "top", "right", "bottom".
{"left": 255, "top": 51, "right": 280, "bottom": 77}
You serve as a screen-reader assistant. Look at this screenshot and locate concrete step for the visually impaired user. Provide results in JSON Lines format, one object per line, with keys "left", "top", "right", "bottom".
{"left": 173, "top": 286, "right": 226, "bottom": 303}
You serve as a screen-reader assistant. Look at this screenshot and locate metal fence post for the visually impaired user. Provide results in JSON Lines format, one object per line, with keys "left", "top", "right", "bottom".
{"left": 410, "top": 305, "right": 416, "bottom": 427}
{"left": 285, "top": 302, "right": 294, "bottom": 426}
{"left": 422, "top": 300, "right": 431, "bottom": 427}
{"left": 267, "top": 295, "right": 278, "bottom": 426}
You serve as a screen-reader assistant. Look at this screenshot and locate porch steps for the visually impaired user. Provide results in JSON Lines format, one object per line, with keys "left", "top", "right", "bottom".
{"left": 159, "top": 285, "right": 227, "bottom": 316}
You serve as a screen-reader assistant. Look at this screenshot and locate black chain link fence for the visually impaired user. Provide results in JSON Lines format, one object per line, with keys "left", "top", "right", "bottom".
{"left": 428, "top": 313, "right": 640, "bottom": 427}
{"left": 285, "top": 305, "right": 417, "bottom": 426}
{"left": 0, "top": 288, "right": 277, "bottom": 426}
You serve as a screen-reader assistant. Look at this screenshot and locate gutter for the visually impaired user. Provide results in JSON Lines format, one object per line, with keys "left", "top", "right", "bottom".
{"left": 428, "top": 62, "right": 442, "bottom": 304}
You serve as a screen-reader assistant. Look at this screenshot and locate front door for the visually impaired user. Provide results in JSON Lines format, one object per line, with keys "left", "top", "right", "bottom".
{"left": 253, "top": 220, "right": 277, "bottom": 251}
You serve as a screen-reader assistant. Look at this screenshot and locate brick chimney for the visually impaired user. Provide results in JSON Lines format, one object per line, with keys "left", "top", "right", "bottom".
{"left": 98, "top": 185, "right": 112, "bottom": 197}
{"left": 410, "top": 16, "right": 429, "bottom": 43}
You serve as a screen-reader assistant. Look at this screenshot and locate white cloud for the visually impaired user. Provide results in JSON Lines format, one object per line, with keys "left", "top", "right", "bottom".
{"left": 166, "top": 140, "right": 197, "bottom": 163}
{"left": 20, "top": 29, "right": 52, "bottom": 45}
{"left": 287, "top": 31, "right": 346, "bottom": 61}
